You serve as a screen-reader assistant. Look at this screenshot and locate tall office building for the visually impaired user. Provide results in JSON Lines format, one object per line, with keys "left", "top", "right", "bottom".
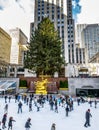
{"left": 76, "top": 24, "right": 99, "bottom": 61}
{"left": 9, "top": 28, "right": 28, "bottom": 65}
{"left": 30, "top": 0, "right": 76, "bottom": 64}
{"left": 76, "top": 24, "right": 87, "bottom": 48}
{"left": 67, "top": 0, "right": 76, "bottom": 63}
{"left": 75, "top": 24, "right": 88, "bottom": 64}
{"left": 83, "top": 24, "right": 99, "bottom": 60}
{"left": 0, "top": 27, "right": 11, "bottom": 64}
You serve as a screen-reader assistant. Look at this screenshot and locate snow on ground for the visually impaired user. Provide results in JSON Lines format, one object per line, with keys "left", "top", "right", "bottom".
{"left": 0, "top": 96, "right": 99, "bottom": 130}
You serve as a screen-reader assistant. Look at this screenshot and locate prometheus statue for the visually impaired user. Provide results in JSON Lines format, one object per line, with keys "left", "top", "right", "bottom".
{"left": 35, "top": 78, "right": 48, "bottom": 95}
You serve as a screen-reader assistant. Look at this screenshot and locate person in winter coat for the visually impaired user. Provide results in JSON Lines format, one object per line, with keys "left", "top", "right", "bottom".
{"left": 8, "top": 96, "right": 11, "bottom": 103}
{"left": 89, "top": 100, "right": 92, "bottom": 107}
{"left": 4, "top": 104, "right": 8, "bottom": 113}
{"left": 2, "top": 113, "right": 7, "bottom": 129}
{"left": 65, "top": 105, "right": 69, "bottom": 116}
{"left": 0, "top": 121, "right": 2, "bottom": 130}
{"left": 94, "top": 100, "right": 97, "bottom": 108}
{"left": 8, "top": 117, "right": 16, "bottom": 130}
{"left": 84, "top": 109, "right": 92, "bottom": 127}
{"left": 4, "top": 95, "right": 8, "bottom": 103}
{"left": 18, "top": 101, "right": 23, "bottom": 113}
{"left": 51, "top": 123, "right": 56, "bottom": 130}
{"left": 25, "top": 118, "right": 31, "bottom": 130}
{"left": 29, "top": 102, "right": 32, "bottom": 112}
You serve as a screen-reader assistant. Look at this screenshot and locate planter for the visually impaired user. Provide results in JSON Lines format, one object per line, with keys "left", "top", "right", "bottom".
{"left": 39, "top": 75, "right": 51, "bottom": 78}
{"left": 19, "top": 87, "right": 27, "bottom": 89}
{"left": 59, "top": 88, "right": 69, "bottom": 90}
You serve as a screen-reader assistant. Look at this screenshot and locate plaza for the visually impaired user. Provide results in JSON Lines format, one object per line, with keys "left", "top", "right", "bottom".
{"left": 0, "top": 95, "right": 99, "bottom": 130}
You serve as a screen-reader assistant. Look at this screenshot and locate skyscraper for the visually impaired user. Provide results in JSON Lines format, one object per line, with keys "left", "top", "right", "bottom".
{"left": 76, "top": 24, "right": 99, "bottom": 61}
{"left": 83, "top": 24, "right": 99, "bottom": 59}
{"left": 67, "top": 0, "right": 76, "bottom": 63}
{"left": 30, "top": 0, "right": 75, "bottom": 64}
{"left": 9, "top": 28, "right": 28, "bottom": 65}
{"left": 0, "top": 27, "right": 11, "bottom": 64}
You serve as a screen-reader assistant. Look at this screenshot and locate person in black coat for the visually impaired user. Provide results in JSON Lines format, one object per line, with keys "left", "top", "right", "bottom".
{"left": 8, "top": 117, "right": 16, "bottom": 130}
{"left": 25, "top": 118, "right": 31, "bottom": 130}
{"left": 94, "top": 100, "right": 97, "bottom": 108}
{"left": 2, "top": 113, "right": 7, "bottom": 129}
{"left": 65, "top": 105, "right": 69, "bottom": 116}
{"left": 4, "top": 104, "right": 8, "bottom": 113}
{"left": 29, "top": 102, "right": 32, "bottom": 112}
{"left": 18, "top": 101, "right": 23, "bottom": 113}
{"left": 51, "top": 123, "right": 56, "bottom": 130}
{"left": 84, "top": 109, "right": 92, "bottom": 127}
{"left": 0, "top": 121, "right": 2, "bottom": 130}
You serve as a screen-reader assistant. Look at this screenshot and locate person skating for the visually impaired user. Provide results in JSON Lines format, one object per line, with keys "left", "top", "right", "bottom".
{"left": 8, "top": 117, "right": 16, "bottom": 130}
{"left": 29, "top": 101, "right": 32, "bottom": 112}
{"left": 4, "top": 95, "right": 7, "bottom": 103}
{"left": 94, "top": 100, "right": 97, "bottom": 108}
{"left": 84, "top": 109, "right": 92, "bottom": 127}
{"left": 51, "top": 123, "right": 56, "bottom": 130}
{"left": 8, "top": 96, "right": 11, "bottom": 103}
{"left": 18, "top": 101, "right": 23, "bottom": 113}
{"left": 25, "top": 118, "right": 32, "bottom": 130}
{"left": 77, "top": 98, "right": 80, "bottom": 106}
{"left": 65, "top": 105, "right": 69, "bottom": 116}
{"left": 4, "top": 104, "right": 8, "bottom": 113}
{"left": 89, "top": 100, "right": 92, "bottom": 107}
{"left": 54, "top": 100, "right": 58, "bottom": 113}
{"left": 36, "top": 101, "right": 40, "bottom": 112}
{"left": 0, "top": 121, "right": 2, "bottom": 130}
{"left": 2, "top": 113, "right": 7, "bottom": 129}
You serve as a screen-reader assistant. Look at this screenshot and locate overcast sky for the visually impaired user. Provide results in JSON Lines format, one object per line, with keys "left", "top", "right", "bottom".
{"left": 0, "top": 0, "right": 99, "bottom": 40}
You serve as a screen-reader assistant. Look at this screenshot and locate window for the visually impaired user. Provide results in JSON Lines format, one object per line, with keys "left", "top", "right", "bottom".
{"left": 38, "top": 16, "right": 40, "bottom": 21}
{"left": 57, "top": 15, "right": 60, "bottom": 19}
{"left": 52, "top": 15, "right": 54, "bottom": 20}
{"left": 61, "top": 14, "right": 64, "bottom": 19}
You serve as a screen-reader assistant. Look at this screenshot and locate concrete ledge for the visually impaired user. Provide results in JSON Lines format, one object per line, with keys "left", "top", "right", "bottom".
{"left": 59, "top": 88, "right": 68, "bottom": 90}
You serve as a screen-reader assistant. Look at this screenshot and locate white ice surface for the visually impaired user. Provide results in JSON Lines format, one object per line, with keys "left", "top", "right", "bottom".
{"left": 0, "top": 97, "right": 99, "bottom": 130}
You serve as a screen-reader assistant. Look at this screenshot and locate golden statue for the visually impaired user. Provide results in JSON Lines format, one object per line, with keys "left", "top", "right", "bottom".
{"left": 35, "top": 77, "right": 48, "bottom": 95}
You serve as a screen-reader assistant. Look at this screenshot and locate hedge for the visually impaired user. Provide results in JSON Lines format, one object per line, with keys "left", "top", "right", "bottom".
{"left": 19, "top": 80, "right": 27, "bottom": 88}
{"left": 60, "top": 80, "right": 68, "bottom": 88}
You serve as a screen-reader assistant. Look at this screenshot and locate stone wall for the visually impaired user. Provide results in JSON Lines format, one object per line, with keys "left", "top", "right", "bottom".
{"left": 68, "top": 78, "right": 99, "bottom": 96}
{"left": 19, "top": 77, "right": 68, "bottom": 93}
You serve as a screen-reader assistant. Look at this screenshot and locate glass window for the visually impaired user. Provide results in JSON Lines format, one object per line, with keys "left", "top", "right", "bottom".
{"left": 38, "top": 16, "right": 40, "bottom": 21}
{"left": 52, "top": 15, "right": 54, "bottom": 20}
{"left": 57, "top": 15, "right": 60, "bottom": 19}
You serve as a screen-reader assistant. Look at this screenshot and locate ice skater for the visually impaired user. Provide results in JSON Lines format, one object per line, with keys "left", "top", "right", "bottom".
{"left": 18, "top": 101, "right": 23, "bottom": 113}
{"left": 8, "top": 117, "right": 16, "bottom": 130}
{"left": 84, "top": 109, "right": 92, "bottom": 127}
{"left": 51, "top": 123, "right": 56, "bottom": 130}
{"left": 2, "top": 113, "right": 7, "bottom": 129}
{"left": 25, "top": 118, "right": 32, "bottom": 130}
{"left": 4, "top": 104, "right": 8, "bottom": 113}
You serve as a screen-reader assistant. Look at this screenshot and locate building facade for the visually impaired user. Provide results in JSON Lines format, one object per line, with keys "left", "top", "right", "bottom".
{"left": 76, "top": 24, "right": 87, "bottom": 48}
{"left": 30, "top": 0, "right": 76, "bottom": 65}
{"left": 67, "top": 0, "right": 76, "bottom": 64}
{"left": 75, "top": 47, "right": 85, "bottom": 64}
{"left": 89, "top": 52, "right": 99, "bottom": 63}
{"left": 0, "top": 27, "right": 11, "bottom": 63}
{"left": 0, "top": 27, "right": 11, "bottom": 77}
{"left": 9, "top": 28, "right": 28, "bottom": 65}
{"left": 83, "top": 24, "right": 99, "bottom": 60}
{"left": 76, "top": 24, "right": 99, "bottom": 61}
{"left": 68, "top": 78, "right": 99, "bottom": 97}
